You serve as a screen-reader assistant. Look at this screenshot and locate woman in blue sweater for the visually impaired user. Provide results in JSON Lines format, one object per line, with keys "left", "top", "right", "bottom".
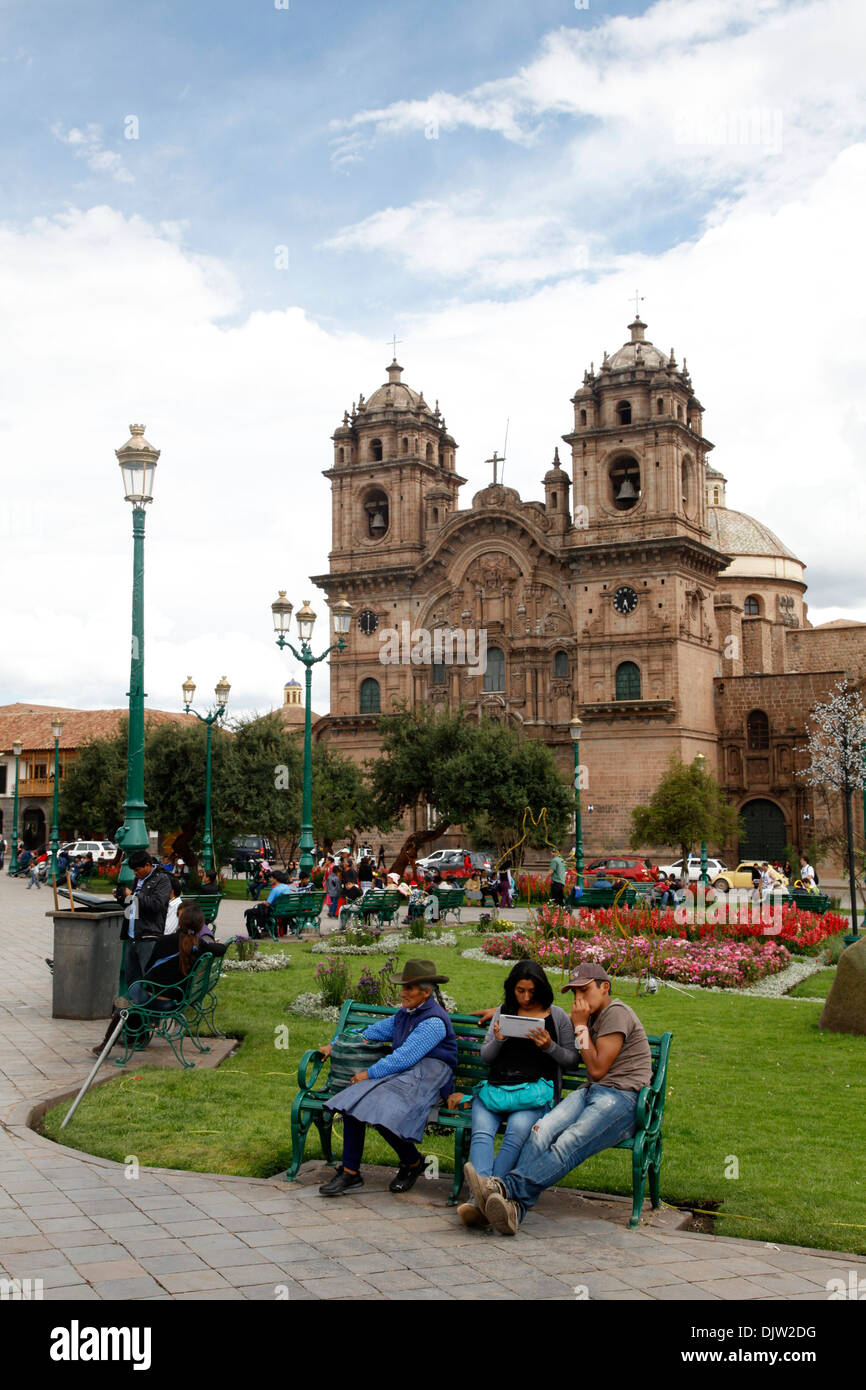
{"left": 318, "top": 959, "right": 457, "bottom": 1198}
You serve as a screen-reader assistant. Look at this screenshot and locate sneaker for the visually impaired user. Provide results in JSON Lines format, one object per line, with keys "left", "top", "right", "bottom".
{"left": 457, "top": 1201, "right": 489, "bottom": 1229}
{"left": 463, "top": 1161, "right": 503, "bottom": 1214}
{"left": 318, "top": 1167, "right": 364, "bottom": 1197}
{"left": 389, "top": 1158, "right": 425, "bottom": 1194}
{"left": 486, "top": 1192, "right": 520, "bottom": 1236}
{"left": 44, "top": 958, "right": 54, "bottom": 974}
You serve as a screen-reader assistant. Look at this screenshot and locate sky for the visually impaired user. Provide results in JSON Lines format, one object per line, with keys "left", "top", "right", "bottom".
{"left": 1, "top": 0, "right": 865, "bottom": 722}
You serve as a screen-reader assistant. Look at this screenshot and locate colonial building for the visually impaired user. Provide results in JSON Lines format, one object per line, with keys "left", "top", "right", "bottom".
{"left": 310, "top": 316, "right": 866, "bottom": 866}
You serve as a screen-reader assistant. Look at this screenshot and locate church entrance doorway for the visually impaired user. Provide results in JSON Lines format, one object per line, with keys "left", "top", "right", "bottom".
{"left": 739, "top": 799, "right": 786, "bottom": 863}
{"left": 22, "top": 808, "right": 46, "bottom": 850}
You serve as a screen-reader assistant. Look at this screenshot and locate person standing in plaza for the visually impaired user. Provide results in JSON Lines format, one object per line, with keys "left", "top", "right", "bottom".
{"left": 0, "top": 834, "right": 6, "bottom": 869}
{"left": 121, "top": 850, "right": 171, "bottom": 986}
{"left": 549, "top": 849, "right": 566, "bottom": 907}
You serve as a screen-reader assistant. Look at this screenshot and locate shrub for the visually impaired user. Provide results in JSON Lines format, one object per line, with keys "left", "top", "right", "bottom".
{"left": 230, "top": 936, "right": 259, "bottom": 962}
{"left": 354, "top": 957, "right": 399, "bottom": 1007}
{"left": 315, "top": 956, "right": 353, "bottom": 1009}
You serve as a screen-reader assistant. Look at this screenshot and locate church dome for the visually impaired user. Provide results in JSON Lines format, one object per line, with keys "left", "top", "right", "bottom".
{"left": 364, "top": 360, "right": 434, "bottom": 415}
{"left": 604, "top": 318, "right": 670, "bottom": 372}
{"left": 707, "top": 507, "right": 798, "bottom": 561}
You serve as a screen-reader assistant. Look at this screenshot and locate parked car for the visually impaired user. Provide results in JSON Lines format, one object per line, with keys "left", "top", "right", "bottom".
{"left": 415, "top": 849, "right": 466, "bottom": 871}
{"left": 657, "top": 855, "right": 728, "bottom": 883}
{"left": 230, "top": 835, "right": 274, "bottom": 864}
{"left": 710, "top": 861, "right": 788, "bottom": 893}
{"left": 66, "top": 839, "right": 118, "bottom": 863}
{"left": 583, "top": 855, "right": 658, "bottom": 882}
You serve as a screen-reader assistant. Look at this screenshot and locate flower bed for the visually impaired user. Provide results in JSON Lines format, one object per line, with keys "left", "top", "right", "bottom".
{"left": 311, "top": 929, "right": 457, "bottom": 956}
{"left": 482, "top": 931, "right": 792, "bottom": 989}
{"left": 527, "top": 901, "right": 845, "bottom": 955}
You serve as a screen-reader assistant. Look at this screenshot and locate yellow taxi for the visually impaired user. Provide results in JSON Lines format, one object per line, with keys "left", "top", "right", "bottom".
{"left": 711, "top": 861, "right": 788, "bottom": 893}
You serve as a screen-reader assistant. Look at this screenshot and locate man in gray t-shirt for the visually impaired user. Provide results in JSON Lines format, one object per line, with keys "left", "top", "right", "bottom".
{"left": 464, "top": 963, "right": 652, "bottom": 1235}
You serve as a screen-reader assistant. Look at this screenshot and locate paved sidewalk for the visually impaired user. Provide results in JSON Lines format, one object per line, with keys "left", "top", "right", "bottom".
{"left": 0, "top": 873, "right": 862, "bottom": 1301}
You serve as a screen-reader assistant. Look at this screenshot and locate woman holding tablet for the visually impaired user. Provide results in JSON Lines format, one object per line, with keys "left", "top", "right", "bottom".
{"left": 448, "top": 960, "right": 579, "bottom": 1227}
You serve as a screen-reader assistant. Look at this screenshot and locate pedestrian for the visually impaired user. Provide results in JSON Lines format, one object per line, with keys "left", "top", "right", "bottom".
{"left": 549, "top": 849, "right": 567, "bottom": 906}
{"left": 0, "top": 834, "right": 6, "bottom": 870}
{"left": 377, "top": 844, "right": 387, "bottom": 871}
{"left": 120, "top": 850, "right": 172, "bottom": 987}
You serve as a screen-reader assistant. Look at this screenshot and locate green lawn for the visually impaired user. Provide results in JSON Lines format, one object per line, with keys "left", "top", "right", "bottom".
{"left": 40, "top": 937, "right": 866, "bottom": 1255}
{"left": 788, "top": 968, "right": 836, "bottom": 999}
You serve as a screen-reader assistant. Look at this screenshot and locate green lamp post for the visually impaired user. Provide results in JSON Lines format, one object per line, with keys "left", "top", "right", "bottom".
{"left": 272, "top": 591, "right": 352, "bottom": 876}
{"left": 114, "top": 424, "right": 160, "bottom": 889}
{"left": 48, "top": 717, "right": 63, "bottom": 882}
{"left": 182, "top": 675, "right": 231, "bottom": 874}
{"left": 8, "top": 739, "right": 22, "bottom": 875}
{"left": 694, "top": 752, "right": 709, "bottom": 886}
{"left": 570, "top": 716, "right": 584, "bottom": 888}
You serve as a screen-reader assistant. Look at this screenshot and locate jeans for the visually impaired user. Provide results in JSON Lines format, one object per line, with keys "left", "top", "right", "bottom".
{"left": 502, "top": 1084, "right": 639, "bottom": 1221}
{"left": 469, "top": 1097, "right": 550, "bottom": 1180}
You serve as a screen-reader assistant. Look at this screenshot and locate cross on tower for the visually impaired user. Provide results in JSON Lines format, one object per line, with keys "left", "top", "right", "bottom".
{"left": 388, "top": 333, "right": 403, "bottom": 359}
{"left": 486, "top": 450, "right": 505, "bottom": 486}
{"left": 630, "top": 289, "right": 645, "bottom": 319}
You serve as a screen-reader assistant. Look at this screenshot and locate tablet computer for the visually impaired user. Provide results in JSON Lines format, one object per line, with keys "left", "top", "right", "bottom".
{"left": 498, "top": 1013, "right": 544, "bottom": 1038}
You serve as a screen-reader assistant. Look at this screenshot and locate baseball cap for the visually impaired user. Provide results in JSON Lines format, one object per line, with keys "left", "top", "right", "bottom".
{"left": 561, "top": 964, "right": 612, "bottom": 991}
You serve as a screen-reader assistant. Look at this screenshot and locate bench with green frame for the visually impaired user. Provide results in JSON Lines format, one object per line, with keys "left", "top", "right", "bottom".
{"left": 181, "top": 891, "right": 225, "bottom": 925}
{"left": 269, "top": 890, "right": 326, "bottom": 938}
{"left": 570, "top": 884, "right": 639, "bottom": 910}
{"left": 786, "top": 887, "right": 831, "bottom": 915}
{"left": 113, "top": 953, "right": 223, "bottom": 1069}
{"left": 339, "top": 888, "right": 404, "bottom": 932}
{"left": 288, "top": 999, "right": 673, "bottom": 1227}
{"left": 430, "top": 886, "right": 465, "bottom": 924}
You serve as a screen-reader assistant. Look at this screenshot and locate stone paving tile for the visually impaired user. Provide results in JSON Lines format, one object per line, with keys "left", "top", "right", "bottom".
{"left": 75, "top": 1259, "right": 149, "bottom": 1282}
{"left": 384, "top": 1287, "right": 454, "bottom": 1300}
{"left": 592, "top": 1289, "right": 655, "bottom": 1300}
{"left": 173, "top": 1288, "right": 249, "bottom": 1300}
{"left": 696, "top": 1277, "right": 786, "bottom": 1300}
{"left": 336, "top": 1253, "right": 411, "bottom": 1276}
{"left": 652, "top": 1283, "right": 722, "bottom": 1301}
{"left": 499, "top": 1273, "right": 578, "bottom": 1299}
{"left": 157, "top": 1269, "right": 233, "bottom": 1294}
{"left": 444, "top": 1282, "right": 523, "bottom": 1299}
{"left": 137, "top": 1253, "right": 211, "bottom": 1276}
{"left": 555, "top": 1270, "right": 633, "bottom": 1294}
{"left": 208, "top": 1262, "right": 287, "bottom": 1286}
{"left": 614, "top": 1265, "right": 693, "bottom": 1291}
{"left": 240, "top": 1281, "right": 317, "bottom": 1300}
{"left": 43, "top": 1285, "right": 103, "bottom": 1301}
{"left": 296, "top": 1274, "right": 380, "bottom": 1299}
{"left": 271, "top": 1256, "right": 345, "bottom": 1279}
{"left": 90, "top": 1276, "right": 166, "bottom": 1298}
{"left": 752, "top": 1271, "right": 837, "bottom": 1295}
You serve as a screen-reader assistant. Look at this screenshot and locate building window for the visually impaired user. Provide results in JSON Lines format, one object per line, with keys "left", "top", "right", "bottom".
{"left": 579, "top": 408, "right": 587, "bottom": 426}
{"left": 360, "top": 678, "right": 381, "bottom": 714}
{"left": 432, "top": 506, "right": 439, "bottom": 524}
{"left": 744, "top": 595, "right": 760, "bottom": 616}
{"left": 369, "top": 438, "right": 383, "bottom": 462}
{"left": 747, "top": 709, "right": 770, "bottom": 749}
{"left": 615, "top": 662, "right": 641, "bottom": 701}
{"left": 402, "top": 436, "right": 409, "bottom": 454}
{"left": 483, "top": 647, "right": 505, "bottom": 692}
{"left": 337, "top": 446, "right": 344, "bottom": 463}
{"left": 553, "top": 650, "right": 569, "bottom": 678}
{"left": 432, "top": 663, "right": 446, "bottom": 686}
{"left": 713, "top": 487, "right": 720, "bottom": 504}
{"left": 617, "top": 400, "right": 632, "bottom": 425}
{"left": 0, "top": 767, "right": 6, "bottom": 795}
{"left": 677, "top": 405, "right": 683, "bottom": 422}
{"left": 362, "top": 488, "right": 389, "bottom": 539}
{"left": 656, "top": 397, "right": 664, "bottom": 414}
{"left": 426, "top": 442, "right": 433, "bottom": 461}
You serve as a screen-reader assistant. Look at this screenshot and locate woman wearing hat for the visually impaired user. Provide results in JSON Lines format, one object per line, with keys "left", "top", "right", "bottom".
{"left": 318, "top": 959, "right": 458, "bottom": 1197}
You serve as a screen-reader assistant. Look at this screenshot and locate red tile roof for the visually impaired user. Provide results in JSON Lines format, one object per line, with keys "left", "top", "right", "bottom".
{"left": 0, "top": 703, "right": 195, "bottom": 753}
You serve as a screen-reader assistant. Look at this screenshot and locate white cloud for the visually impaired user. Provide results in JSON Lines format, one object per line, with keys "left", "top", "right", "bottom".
{"left": 51, "top": 122, "right": 134, "bottom": 185}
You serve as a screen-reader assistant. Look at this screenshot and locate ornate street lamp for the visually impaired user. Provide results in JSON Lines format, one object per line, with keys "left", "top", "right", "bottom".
{"left": 114, "top": 424, "right": 160, "bottom": 887}
{"left": 49, "top": 717, "right": 63, "bottom": 881}
{"left": 570, "top": 716, "right": 584, "bottom": 889}
{"left": 182, "top": 675, "right": 231, "bottom": 874}
{"left": 8, "top": 739, "right": 22, "bottom": 875}
{"left": 694, "top": 752, "right": 709, "bottom": 885}
{"left": 271, "top": 591, "right": 352, "bottom": 875}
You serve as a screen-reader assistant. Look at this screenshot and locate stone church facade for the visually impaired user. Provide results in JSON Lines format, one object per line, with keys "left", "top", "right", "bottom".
{"left": 310, "top": 315, "right": 866, "bottom": 865}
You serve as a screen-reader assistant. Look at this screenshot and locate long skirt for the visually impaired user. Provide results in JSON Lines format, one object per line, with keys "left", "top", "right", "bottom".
{"left": 325, "top": 1057, "right": 452, "bottom": 1142}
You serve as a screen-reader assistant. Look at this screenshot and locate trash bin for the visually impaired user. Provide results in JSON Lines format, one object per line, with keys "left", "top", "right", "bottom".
{"left": 49, "top": 910, "right": 125, "bottom": 1019}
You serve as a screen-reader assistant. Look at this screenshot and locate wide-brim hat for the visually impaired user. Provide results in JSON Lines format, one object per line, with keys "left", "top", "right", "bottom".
{"left": 391, "top": 958, "right": 449, "bottom": 985}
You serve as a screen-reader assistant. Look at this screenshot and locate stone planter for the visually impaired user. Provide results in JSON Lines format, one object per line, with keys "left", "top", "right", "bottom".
{"left": 49, "top": 910, "right": 124, "bottom": 1019}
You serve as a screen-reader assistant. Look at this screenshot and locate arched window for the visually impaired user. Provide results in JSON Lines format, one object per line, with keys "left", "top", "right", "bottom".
{"left": 553, "top": 650, "right": 569, "bottom": 678}
{"left": 337, "top": 446, "right": 344, "bottom": 463}
{"left": 656, "top": 397, "right": 664, "bottom": 415}
{"left": 402, "top": 436, "right": 409, "bottom": 454}
{"left": 677, "top": 405, "right": 683, "bottom": 422}
{"left": 369, "top": 438, "right": 383, "bottom": 462}
{"left": 609, "top": 456, "right": 641, "bottom": 511}
{"left": 744, "top": 595, "right": 760, "bottom": 616}
{"left": 615, "top": 662, "right": 641, "bottom": 701}
{"left": 425, "top": 442, "right": 433, "bottom": 461}
{"left": 483, "top": 647, "right": 505, "bottom": 692}
{"left": 362, "top": 489, "right": 389, "bottom": 539}
{"left": 360, "top": 678, "right": 381, "bottom": 714}
{"left": 713, "top": 487, "right": 720, "bottom": 505}
{"left": 617, "top": 400, "right": 632, "bottom": 426}
{"left": 579, "top": 408, "right": 587, "bottom": 426}
{"left": 432, "top": 506, "right": 439, "bottom": 524}
{"left": 431, "top": 663, "right": 446, "bottom": 686}
{"left": 747, "top": 709, "right": 770, "bottom": 749}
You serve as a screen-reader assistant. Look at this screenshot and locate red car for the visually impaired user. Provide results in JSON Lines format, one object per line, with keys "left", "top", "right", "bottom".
{"left": 583, "top": 855, "right": 659, "bottom": 883}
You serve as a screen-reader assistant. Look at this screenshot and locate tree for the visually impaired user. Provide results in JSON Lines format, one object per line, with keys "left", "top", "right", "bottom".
{"left": 798, "top": 679, "right": 866, "bottom": 932}
{"left": 630, "top": 755, "right": 741, "bottom": 872}
{"left": 59, "top": 728, "right": 127, "bottom": 840}
{"left": 311, "top": 742, "right": 375, "bottom": 854}
{"left": 366, "top": 704, "right": 573, "bottom": 872}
